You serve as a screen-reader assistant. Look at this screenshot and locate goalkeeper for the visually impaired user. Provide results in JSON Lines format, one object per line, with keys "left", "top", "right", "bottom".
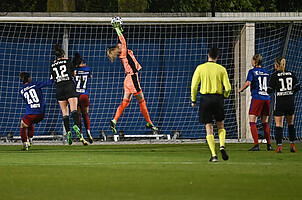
{"left": 107, "top": 17, "right": 158, "bottom": 134}
{"left": 191, "top": 47, "right": 231, "bottom": 162}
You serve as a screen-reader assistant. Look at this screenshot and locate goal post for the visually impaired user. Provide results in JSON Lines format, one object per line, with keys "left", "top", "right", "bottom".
{"left": 0, "top": 14, "right": 301, "bottom": 142}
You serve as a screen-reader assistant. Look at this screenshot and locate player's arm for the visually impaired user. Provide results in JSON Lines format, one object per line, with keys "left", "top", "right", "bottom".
{"left": 238, "top": 70, "right": 252, "bottom": 93}
{"left": 222, "top": 68, "right": 231, "bottom": 98}
{"left": 191, "top": 67, "right": 201, "bottom": 107}
{"left": 292, "top": 72, "right": 300, "bottom": 94}
{"left": 112, "top": 17, "right": 127, "bottom": 56}
{"left": 37, "top": 78, "right": 54, "bottom": 88}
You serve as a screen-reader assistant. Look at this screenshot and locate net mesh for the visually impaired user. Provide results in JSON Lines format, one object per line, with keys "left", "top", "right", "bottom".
{"left": 0, "top": 21, "right": 301, "bottom": 140}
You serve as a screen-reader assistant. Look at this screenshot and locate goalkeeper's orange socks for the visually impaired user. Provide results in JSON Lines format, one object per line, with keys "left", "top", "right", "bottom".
{"left": 138, "top": 98, "right": 152, "bottom": 124}
{"left": 250, "top": 122, "right": 259, "bottom": 145}
{"left": 218, "top": 129, "right": 226, "bottom": 147}
{"left": 262, "top": 122, "right": 271, "bottom": 144}
{"left": 206, "top": 134, "right": 216, "bottom": 157}
{"left": 114, "top": 98, "right": 130, "bottom": 122}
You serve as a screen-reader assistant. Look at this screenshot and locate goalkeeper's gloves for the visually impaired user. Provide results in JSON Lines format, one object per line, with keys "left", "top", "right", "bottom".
{"left": 111, "top": 16, "right": 123, "bottom": 34}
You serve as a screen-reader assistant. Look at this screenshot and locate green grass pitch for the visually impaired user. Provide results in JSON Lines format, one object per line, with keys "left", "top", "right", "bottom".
{"left": 0, "top": 143, "right": 301, "bottom": 200}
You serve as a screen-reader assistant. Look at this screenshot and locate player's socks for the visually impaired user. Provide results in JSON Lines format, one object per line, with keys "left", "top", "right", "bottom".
{"left": 138, "top": 99, "right": 152, "bottom": 124}
{"left": 250, "top": 122, "right": 259, "bottom": 145}
{"left": 20, "top": 127, "right": 27, "bottom": 143}
{"left": 83, "top": 113, "right": 90, "bottom": 131}
{"left": 275, "top": 126, "right": 283, "bottom": 145}
{"left": 262, "top": 122, "right": 271, "bottom": 144}
{"left": 114, "top": 99, "right": 130, "bottom": 122}
{"left": 288, "top": 124, "right": 296, "bottom": 142}
{"left": 71, "top": 110, "right": 81, "bottom": 129}
{"left": 206, "top": 134, "right": 216, "bottom": 157}
{"left": 218, "top": 129, "right": 226, "bottom": 147}
{"left": 28, "top": 124, "right": 34, "bottom": 138}
{"left": 63, "top": 115, "right": 70, "bottom": 132}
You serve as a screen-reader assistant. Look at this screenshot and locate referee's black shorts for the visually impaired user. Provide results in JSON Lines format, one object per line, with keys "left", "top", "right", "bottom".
{"left": 56, "top": 82, "right": 78, "bottom": 101}
{"left": 199, "top": 94, "right": 224, "bottom": 124}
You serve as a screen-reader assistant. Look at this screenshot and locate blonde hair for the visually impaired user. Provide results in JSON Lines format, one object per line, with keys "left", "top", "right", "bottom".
{"left": 275, "top": 57, "right": 286, "bottom": 71}
{"left": 107, "top": 45, "right": 121, "bottom": 62}
{"left": 252, "top": 54, "right": 263, "bottom": 67}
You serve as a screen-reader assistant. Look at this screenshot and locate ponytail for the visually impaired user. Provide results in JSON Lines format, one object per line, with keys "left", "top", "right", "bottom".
{"left": 55, "top": 43, "right": 65, "bottom": 58}
{"left": 275, "top": 57, "right": 286, "bottom": 71}
{"left": 252, "top": 54, "right": 263, "bottom": 67}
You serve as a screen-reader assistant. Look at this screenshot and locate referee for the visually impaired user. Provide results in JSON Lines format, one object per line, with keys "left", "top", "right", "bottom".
{"left": 191, "top": 46, "right": 231, "bottom": 162}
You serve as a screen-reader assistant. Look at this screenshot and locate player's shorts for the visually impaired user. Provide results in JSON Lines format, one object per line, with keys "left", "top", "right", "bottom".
{"left": 274, "top": 101, "right": 295, "bottom": 116}
{"left": 78, "top": 94, "right": 90, "bottom": 108}
{"left": 56, "top": 82, "right": 78, "bottom": 101}
{"left": 124, "top": 73, "right": 142, "bottom": 96}
{"left": 199, "top": 94, "right": 224, "bottom": 124}
{"left": 249, "top": 98, "right": 270, "bottom": 116}
{"left": 22, "top": 114, "right": 45, "bottom": 126}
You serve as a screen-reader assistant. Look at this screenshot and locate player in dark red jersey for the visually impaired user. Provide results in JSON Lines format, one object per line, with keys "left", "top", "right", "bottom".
{"left": 73, "top": 53, "right": 93, "bottom": 144}
{"left": 238, "top": 54, "right": 273, "bottom": 151}
{"left": 50, "top": 44, "right": 88, "bottom": 146}
{"left": 19, "top": 72, "right": 53, "bottom": 150}
{"left": 268, "top": 57, "right": 300, "bottom": 153}
{"left": 107, "top": 17, "right": 158, "bottom": 134}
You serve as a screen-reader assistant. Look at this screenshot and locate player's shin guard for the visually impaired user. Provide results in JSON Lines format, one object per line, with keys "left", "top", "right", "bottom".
{"left": 71, "top": 110, "right": 80, "bottom": 128}
{"left": 206, "top": 134, "right": 216, "bottom": 157}
{"left": 20, "top": 127, "right": 27, "bottom": 143}
{"left": 262, "top": 123, "right": 271, "bottom": 144}
{"left": 288, "top": 125, "right": 296, "bottom": 142}
{"left": 218, "top": 129, "right": 226, "bottom": 147}
{"left": 275, "top": 126, "right": 283, "bottom": 145}
{"left": 138, "top": 98, "right": 152, "bottom": 124}
{"left": 63, "top": 115, "right": 70, "bottom": 132}
{"left": 83, "top": 113, "right": 90, "bottom": 130}
{"left": 250, "top": 122, "right": 259, "bottom": 145}
{"left": 28, "top": 125, "right": 34, "bottom": 138}
{"left": 114, "top": 99, "right": 130, "bottom": 122}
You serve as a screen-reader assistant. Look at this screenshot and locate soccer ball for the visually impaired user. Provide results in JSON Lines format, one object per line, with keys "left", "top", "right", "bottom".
{"left": 111, "top": 16, "right": 123, "bottom": 26}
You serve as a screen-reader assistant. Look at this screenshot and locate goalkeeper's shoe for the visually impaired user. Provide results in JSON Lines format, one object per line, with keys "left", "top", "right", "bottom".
{"left": 220, "top": 146, "right": 229, "bottom": 161}
{"left": 110, "top": 120, "right": 117, "bottom": 134}
{"left": 87, "top": 131, "right": 94, "bottom": 144}
{"left": 290, "top": 143, "right": 296, "bottom": 153}
{"left": 80, "top": 138, "right": 88, "bottom": 146}
{"left": 146, "top": 122, "right": 158, "bottom": 131}
{"left": 209, "top": 155, "right": 218, "bottom": 162}
{"left": 248, "top": 144, "right": 260, "bottom": 151}
{"left": 267, "top": 144, "right": 274, "bottom": 151}
{"left": 67, "top": 131, "right": 73, "bottom": 145}
{"left": 276, "top": 145, "right": 282, "bottom": 153}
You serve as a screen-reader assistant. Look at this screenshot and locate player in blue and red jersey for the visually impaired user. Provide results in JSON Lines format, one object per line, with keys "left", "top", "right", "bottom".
{"left": 19, "top": 72, "right": 53, "bottom": 150}
{"left": 106, "top": 17, "right": 158, "bottom": 134}
{"left": 73, "top": 53, "right": 93, "bottom": 143}
{"left": 238, "top": 54, "right": 273, "bottom": 151}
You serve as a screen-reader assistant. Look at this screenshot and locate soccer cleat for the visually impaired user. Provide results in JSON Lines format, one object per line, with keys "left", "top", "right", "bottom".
{"left": 146, "top": 122, "right": 158, "bottom": 131}
{"left": 267, "top": 144, "right": 274, "bottom": 151}
{"left": 110, "top": 120, "right": 117, "bottom": 134}
{"left": 27, "top": 142, "right": 32, "bottom": 149}
{"left": 276, "top": 145, "right": 282, "bottom": 153}
{"left": 80, "top": 138, "right": 88, "bottom": 146}
{"left": 67, "top": 131, "right": 73, "bottom": 145}
{"left": 248, "top": 144, "right": 260, "bottom": 151}
{"left": 220, "top": 146, "right": 229, "bottom": 161}
{"left": 73, "top": 125, "right": 82, "bottom": 139}
{"left": 290, "top": 143, "right": 296, "bottom": 153}
{"left": 22, "top": 143, "right": 29, "bottom": 151}
{"left": 209, "top": 155, "right": 218, "bottom": 162}
{"left": 87, "top": 132, "right": 94, "bottom": 144}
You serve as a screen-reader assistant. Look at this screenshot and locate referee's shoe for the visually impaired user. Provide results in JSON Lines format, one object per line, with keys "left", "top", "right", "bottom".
{"left": 220, "top": 146, "right": 229, "bottom": 161}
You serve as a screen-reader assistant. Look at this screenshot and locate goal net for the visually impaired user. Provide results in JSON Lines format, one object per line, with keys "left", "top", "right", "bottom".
{"left": 0, "top": 16, "right": 301, "bottom": 141}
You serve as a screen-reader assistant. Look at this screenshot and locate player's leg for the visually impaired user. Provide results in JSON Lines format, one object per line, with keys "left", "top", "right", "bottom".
{"left": 249, "top": 114, "right": 260, "bottom": 151}
{"left": 20, "top": 118, "right": 29, "bottom": 150}
{"left": 77, "top": 105, "right": 82, "bottom": 134}
{"left": 261, "top": 100, "right": 273, "bottom": 150}
{"left": 27, "top": 114, "right": 45, "bottom": 147}
{"left": 110, "top": 92, "right": 132, "bottom": 134}
{"left": 81, "top": 106, "right": 93, "bottom": 144}
{"left": 205, "top": 123, "right": 218, "bottom": 162}
{"left": 217, "top": 121, "right": 228, "bottom": 161}
{"left": 135, "top": 92, "right": 158, "bottom": 131}
{"left": 59, "top": 100, "right": 73, "bottom": 145}
{"left": 274, "top": 115, "right": 284, "bottom": 153}
{"left": 69, "top": 97, "right": 87, "bottom": 145}
{"left": 286, "top": 115, "right": 296, "bottom": 153}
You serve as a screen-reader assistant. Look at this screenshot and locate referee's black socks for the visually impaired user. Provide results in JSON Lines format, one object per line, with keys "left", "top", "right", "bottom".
{"left": 275, "top": 126, "right": 283, "bottom": 145}
{"left": 71, "top": 110, "right": 81, "bottom": 128}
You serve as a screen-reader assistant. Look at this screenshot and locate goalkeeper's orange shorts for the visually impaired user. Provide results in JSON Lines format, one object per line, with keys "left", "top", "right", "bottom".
{"left": 124, "top": 73, "right": 142, "bottom": 96}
